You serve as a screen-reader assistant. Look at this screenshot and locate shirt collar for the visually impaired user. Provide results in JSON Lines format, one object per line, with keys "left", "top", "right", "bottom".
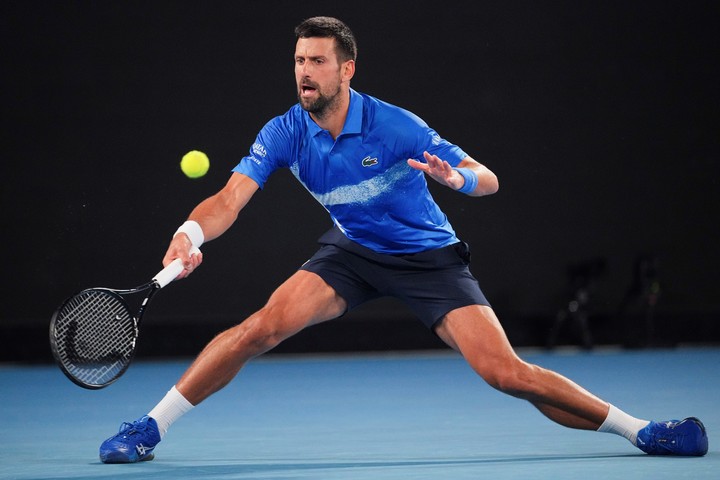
{"left": 305, "top": 88, "right": 363, "bottom": 137}
{"left": 343, "top": 89, "right": 363, "bottom": 135}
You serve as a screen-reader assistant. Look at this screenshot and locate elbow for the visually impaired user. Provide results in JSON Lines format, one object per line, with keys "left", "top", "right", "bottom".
{"left": 482, "top": 173, "right": 499, "bottom": 196}
{"left": 491, "top": 176, "right": 499, "bottom": 194}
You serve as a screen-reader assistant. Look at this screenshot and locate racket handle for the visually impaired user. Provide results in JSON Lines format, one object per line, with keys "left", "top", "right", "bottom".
{"left": 153, "top": 246, "right": 201, "bottom": 288}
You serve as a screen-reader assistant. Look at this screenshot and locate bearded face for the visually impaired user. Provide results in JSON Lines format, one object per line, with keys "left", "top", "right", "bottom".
{"left": 294, "top": 37, "right": 347, "bottom": 120}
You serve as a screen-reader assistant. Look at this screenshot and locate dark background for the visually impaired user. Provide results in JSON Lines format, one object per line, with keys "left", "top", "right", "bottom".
{"left": 2, "top": 1, "right": 718, "bottom": 362}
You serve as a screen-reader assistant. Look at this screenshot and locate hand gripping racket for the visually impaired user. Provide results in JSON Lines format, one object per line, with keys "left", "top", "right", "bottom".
{"left": 49, "top": 248, "right": 200, "bottom": 389}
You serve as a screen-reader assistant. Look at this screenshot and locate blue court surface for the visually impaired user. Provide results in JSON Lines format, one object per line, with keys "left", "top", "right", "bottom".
{"left": 1, "top": 347, "right": 717, "bottom": 479}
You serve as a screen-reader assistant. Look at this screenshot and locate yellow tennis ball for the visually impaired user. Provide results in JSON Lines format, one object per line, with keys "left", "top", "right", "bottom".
{"left": 180, "top": 150, "right": 210, "bottom": 178}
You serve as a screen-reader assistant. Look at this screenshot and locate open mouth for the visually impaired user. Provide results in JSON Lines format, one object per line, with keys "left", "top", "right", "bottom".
{"left": 300, "top": 83, "right": 317, "bottom": 96}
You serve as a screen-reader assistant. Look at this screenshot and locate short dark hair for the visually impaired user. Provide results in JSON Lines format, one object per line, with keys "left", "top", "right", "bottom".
{"left": 294, "top": 16, "right": 357, "bottom": 62}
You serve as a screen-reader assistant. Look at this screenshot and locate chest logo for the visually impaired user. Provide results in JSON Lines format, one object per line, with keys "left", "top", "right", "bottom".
{"left": 361, "top": 156, "right": 378, "bottom": 167}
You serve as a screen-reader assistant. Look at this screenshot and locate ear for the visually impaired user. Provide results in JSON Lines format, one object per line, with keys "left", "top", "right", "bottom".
{"left": 342, "top": 60, "right": 355, "bottom": 82}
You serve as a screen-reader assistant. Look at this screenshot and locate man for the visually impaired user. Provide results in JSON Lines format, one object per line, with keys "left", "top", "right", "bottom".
{"left": 99, "top": 16, "right": 708, "bottom": 463}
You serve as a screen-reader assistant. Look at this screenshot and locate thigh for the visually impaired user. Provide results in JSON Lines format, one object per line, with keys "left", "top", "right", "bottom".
{"left": 389, "top": 265, "right": 489, "bottom": 328}
{"left": 300, "top": 244, "right": 382, "bottom": 310}
{"left": 434, "top": 305, "right": 521, "bottom": 374}
{"left": 262, "top": 269, "right": 349, "bottom": 332}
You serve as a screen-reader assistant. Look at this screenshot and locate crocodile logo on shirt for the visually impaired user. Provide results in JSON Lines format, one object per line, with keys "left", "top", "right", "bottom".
{"left": 361, "top": 156, "right": 378, "bottom": 167}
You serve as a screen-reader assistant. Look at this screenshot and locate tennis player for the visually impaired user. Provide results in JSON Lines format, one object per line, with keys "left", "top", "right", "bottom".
{"left": 99, "top": 16, "right": 707, "bottom": 462}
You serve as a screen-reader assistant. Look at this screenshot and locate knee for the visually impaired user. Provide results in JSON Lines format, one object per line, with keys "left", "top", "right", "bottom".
{"left": 229, "top": 304, "right": 296, "bottom": 355}
{"left": 481, "top": 358, "right": 541, "bottom": 399}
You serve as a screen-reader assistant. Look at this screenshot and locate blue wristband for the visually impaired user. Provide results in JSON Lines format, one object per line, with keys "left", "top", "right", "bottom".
{"left": 454, "top": 167, "right": 478, "bottom": 194}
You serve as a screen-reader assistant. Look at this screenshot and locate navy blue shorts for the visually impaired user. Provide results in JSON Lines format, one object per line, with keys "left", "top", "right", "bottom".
{"left": 300, "top": 227, "right": 490, "bottom": 329}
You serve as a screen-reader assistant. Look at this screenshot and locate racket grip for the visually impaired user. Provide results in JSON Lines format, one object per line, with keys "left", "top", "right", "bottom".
{"left": 153, "top": 246, "right": 201, "bottom": 288}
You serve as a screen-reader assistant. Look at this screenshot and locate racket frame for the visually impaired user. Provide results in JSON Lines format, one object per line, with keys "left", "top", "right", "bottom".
{"left": 49, "top": 281, "right": 161, "bottom": 389}
{"left": 49, "top": 249, "right": 198, "bottom": 389}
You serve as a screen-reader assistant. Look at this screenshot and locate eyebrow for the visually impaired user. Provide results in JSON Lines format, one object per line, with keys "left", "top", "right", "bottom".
{"left": 295, "top": 54, "right": 328, "bottom": 61}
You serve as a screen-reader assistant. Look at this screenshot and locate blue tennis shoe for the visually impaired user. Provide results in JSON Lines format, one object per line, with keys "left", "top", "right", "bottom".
{"left": 99, "top": 415, "right": 161, "bottom": 463}
{"left": 636, "top": 417, "right": 708, "bottom": 456}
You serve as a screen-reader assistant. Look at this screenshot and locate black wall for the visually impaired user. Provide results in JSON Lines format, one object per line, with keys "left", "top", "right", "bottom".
{"left": 2, "top": 1, "right": 719, "bottom": 360}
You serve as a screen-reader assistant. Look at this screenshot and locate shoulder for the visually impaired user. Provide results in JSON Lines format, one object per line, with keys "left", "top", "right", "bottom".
{"left": 359, "top": 92, "right": 428, "bottom": 130}
{"left": 261, "top": 104, "right": 306, "bottom": 136}
{"left": 248, "top": 104, "right": 306, "bottom": 166}
{"left": 255, "top": 105, "right": 309, "bottom": 155}
{"left": 358, "top": 92, "right": 434, "bottom": 152}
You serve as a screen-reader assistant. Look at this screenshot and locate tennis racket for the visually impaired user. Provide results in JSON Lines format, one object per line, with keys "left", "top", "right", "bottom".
{"left": 49, "top": 248, "right": 200, "bottom": 389}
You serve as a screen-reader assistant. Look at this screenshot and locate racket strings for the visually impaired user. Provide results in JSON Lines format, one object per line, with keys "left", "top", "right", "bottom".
{"left": 53, "top": 290, "right": 137, "bottom": 386}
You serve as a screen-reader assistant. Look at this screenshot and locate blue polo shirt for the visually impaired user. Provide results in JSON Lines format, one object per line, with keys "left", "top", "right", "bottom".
{"left": 233, "top": 89, "right": 468, "bottom": 254}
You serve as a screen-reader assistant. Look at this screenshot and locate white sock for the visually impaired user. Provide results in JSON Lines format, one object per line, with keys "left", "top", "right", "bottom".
{"left": 147, "top": 385, "right": 194, "bottom": 438}
{"left": 597, "top": 404, "right": 650, "bottom": 445}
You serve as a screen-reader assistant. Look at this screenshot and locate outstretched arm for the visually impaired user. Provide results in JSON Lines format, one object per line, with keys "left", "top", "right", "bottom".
{"left": 166, "top": 172, "right": 260, "bottom": 278}
{"left": 407, "top": 151, "right": 499, "bottom": 197}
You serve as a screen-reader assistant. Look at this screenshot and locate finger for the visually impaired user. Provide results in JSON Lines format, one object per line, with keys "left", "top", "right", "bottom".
{"left": 423, "top": 152, "right": 439, "bottom": 170}
{"left": 440, "top": 159, "right": 454, "bottom": 177}
{"left": 424, "top": 152, "right": 448, "bottom": 175}
{"left": 190, "top": 251, "right": 203, "bottom": 269}
{"left": 407, "top": 158, "right": 429, "bottom": 171}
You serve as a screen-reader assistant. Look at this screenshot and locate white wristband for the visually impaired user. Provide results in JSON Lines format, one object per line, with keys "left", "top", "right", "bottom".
{"left": 174, "top": 220, "right": 204, "bottom": 248}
